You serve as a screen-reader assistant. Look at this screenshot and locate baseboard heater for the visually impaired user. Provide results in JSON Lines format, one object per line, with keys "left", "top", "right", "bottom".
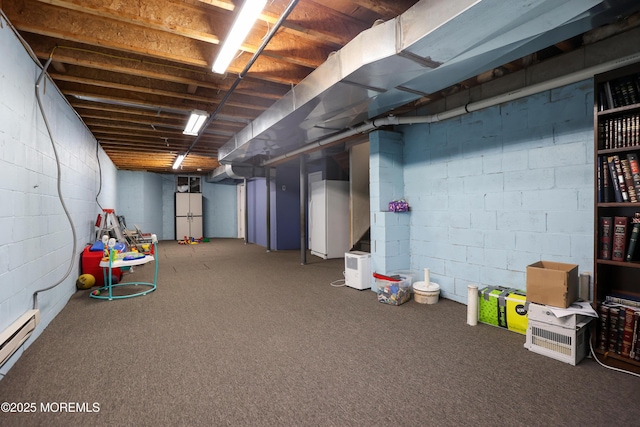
{"left": 0, "top": 310, "right": 40, "bottom": 367}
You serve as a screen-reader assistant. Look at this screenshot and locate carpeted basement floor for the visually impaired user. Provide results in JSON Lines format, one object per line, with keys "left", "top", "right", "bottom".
{"left": 0, "top": 238, "right": 638, "bottom": 427}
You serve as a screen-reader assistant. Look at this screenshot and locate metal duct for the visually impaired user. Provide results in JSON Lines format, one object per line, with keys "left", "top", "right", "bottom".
{"left": 263, "top": 52, "right": 640, "bottom": 166}
{"left": 206, "top": 164, "right": 264, "bottom": 183}
{"left": 218, "top": 0, "right": 639, "bottom": 166}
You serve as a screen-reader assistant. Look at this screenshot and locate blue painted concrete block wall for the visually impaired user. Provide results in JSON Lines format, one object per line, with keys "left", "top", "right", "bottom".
{"left": 0, "top": 22, "right": 118, "bottom": 377}
{"left": 369, "top": 130, "right": 411, "bottom": 291}
{"left": 202, "top": 181, "right": 237, "bottom": 238}
{"left": 402, "top": 80, "right": 594, "bottom": 303}
{"left": 116, "top": 173, "right": 238, "bottom": 240}
{"left": 117, "top": 171, "right": 163, "bottom": 238}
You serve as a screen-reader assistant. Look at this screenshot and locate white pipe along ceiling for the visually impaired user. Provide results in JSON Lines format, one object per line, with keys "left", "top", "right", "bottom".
{"left": 210, "top": 0, "right": 640, "bottom": 179}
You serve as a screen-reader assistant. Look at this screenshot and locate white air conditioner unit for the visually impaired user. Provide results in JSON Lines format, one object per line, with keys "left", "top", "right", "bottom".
{"left": 524, "top": 303, "right": 592, "bottom": 366}
{"left": 344, "top": 251, "right": 371, "bottom": 290}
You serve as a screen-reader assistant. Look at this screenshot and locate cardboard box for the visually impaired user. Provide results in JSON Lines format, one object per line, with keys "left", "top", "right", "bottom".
{"left": 526, "top": 261, "right": 578, "bottom": 308}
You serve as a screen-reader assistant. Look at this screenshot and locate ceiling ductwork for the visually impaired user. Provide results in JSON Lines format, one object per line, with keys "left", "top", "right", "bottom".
{"left": 218, "top": 0, "right": 640, "bottom": 167}
{"left": 206, "top": 164, "right": 265, "bottom": 183}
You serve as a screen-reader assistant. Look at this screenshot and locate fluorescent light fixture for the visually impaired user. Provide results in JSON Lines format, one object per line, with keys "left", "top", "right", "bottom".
{"left": 183, "top": 110, "right": 209, "bottom": 136}
{"left": 212, "top": 0, "right": 268, "bottom": 74}
{"left": 172, "top": 154, "right": 186, "bottom": 170}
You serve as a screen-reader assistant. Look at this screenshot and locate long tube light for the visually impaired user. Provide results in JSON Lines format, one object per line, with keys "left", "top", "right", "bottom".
{"left": 172, "top": 154, "right": 186, "bottom": 170}
{"left": 183, "top": 110, "right": 209, "bottom": 136}
{"left": 212, "top": 0, "right": 268, "bottom": 74}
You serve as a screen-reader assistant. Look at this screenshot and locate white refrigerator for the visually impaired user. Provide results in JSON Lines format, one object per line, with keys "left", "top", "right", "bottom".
{"left": 175, "top": 192, "right": 203, "bottom": 240}
{"left": 309, "top": 180, "right": 350, "bottom": 259}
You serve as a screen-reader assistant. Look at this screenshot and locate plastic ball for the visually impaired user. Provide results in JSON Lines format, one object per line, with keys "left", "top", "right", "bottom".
{"left": 91, "top": 290, "right": 100, "bottom": 296}
{"left": 76, "top": 274, "right": 96, "bottom": 290}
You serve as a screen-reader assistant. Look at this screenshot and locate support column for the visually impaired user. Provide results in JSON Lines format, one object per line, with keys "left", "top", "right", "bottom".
{"left": 266, "top": 167, "right": 271, "bottom": 252}
{"left": 369, "top": 130, "right": 409, "bottom": 291}
{"left": 243, "top": 178, "right": 248, "bottom": 245}
{"left": 300, "top": 155, "right": 307, "bottom": 265}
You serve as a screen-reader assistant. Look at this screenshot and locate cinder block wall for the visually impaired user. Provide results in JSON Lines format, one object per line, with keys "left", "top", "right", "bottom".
{"left": 402, "top": 80, "right": 594, "bottom": 303}
{"left": 0, "top": 22, "right": 118, "bottom": 376}
{"left": 369, "top": 130, "right": 411, "bottom": 291}
{"left": 117, "top": 171, "right": 164, "bottom": 239}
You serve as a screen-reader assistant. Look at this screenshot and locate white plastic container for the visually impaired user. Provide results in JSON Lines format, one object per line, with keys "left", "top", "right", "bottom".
{"left": 413, "top": 281, "right": 440, "bottom": 304}
{"left": 393, "top": 270, "right": 416, "bottom": 287}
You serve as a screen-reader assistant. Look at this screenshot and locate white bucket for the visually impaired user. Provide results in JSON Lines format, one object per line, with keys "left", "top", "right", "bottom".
{"left": 413, "top": 281, "right": 440, "bottom": 304}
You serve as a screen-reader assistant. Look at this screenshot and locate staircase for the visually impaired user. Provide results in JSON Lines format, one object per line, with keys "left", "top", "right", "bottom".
{"left": 351, "top": 228, "right": 370, "bottom": 253}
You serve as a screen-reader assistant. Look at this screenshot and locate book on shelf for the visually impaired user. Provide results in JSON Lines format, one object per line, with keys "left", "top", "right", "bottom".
{"left": 616, "top": 306, "right": 626, "bottom": 355}
{"left": 605, "top": 294, "right": 640, "bottom": 307}
{"left": 601, "top": 156, "right": 612, "bottom": 202}
{"left": 604, "top": 75, "right": 640, "bottom": 109}
{"left": 622, "top": 307, "right": 636, "bottom": 358}
{"left": 627, "top": 153, "right": 640, "bottom": 197}
{"left": 612, "top": 216, "right": 628, "bottom": 262}
{"left": 599, "top": 216, "right": 613, "bottom": 260}
{"left": 600, "top": 114, "right": 640, "bottom": 149}
{"left": 607, "top": 155, "right": 628, "bottom": 202}
{"left": 620, "top": 157, "right": 638, "bottom": 202}
{"left": 626, "top": 214, "right": 640, "bottom": 262}
{"left": 598, "top": 156, "right": 602, "bottom": 203}
{"left": 629, "top": 311, "right": 640, "bottom": 360}
{"left": 598, "top": 300, "right": 640, "bottom": 361}
{"left": 597, "top": 303, "right": 610, "bottom": 352}
{"left": 608, "top": 306, "right": 621, "bottom": 353}
{"left": 603, "top": 81, "right": 616, "bottom": 109}
{"left": 634, "top": 312, "right": 640, "bottom": 361}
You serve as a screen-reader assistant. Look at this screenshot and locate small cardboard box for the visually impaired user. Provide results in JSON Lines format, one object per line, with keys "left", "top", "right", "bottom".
{"left": 526, "top": 261, "right": 578, "bottom": 308}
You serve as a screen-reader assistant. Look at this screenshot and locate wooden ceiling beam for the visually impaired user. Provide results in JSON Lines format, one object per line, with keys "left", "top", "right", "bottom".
{"left": 26, "top": 42, "right": 289, "bottom": 101}
{"left": 6, "top": 0, "right": 313, "bottom": 85}
{"left": 29, "top": 0, "right": 336, "bottom": 70}
{"left": 32, "top": 0, "right": 222, "bottom": 44}
{"left": 70, "top": 100, "right": 251, "bottom": 127}
{"left": 99, "top": 139, "right": 218, "bottom": 153}
{"left": 53, "top": 74, "right": 274, "bottom": 112}
{"left": 62, "top": 89, "right": 261, "bottom": 121}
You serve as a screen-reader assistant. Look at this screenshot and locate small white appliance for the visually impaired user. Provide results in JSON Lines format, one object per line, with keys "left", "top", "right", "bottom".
{"left": 524, "top": 302, "right": 592, "bottom": 365}
{"left": 344, "top": 251, "right": 371, "bottom": 290}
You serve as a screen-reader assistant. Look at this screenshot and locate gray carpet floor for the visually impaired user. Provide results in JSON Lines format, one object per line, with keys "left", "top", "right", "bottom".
{"left": 0, "top": 238, "right": 638, "bottom": 427}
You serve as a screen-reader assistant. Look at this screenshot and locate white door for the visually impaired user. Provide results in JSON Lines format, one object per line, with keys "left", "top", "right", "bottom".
{"left": 309, "top": 180, "right": 327, "bottom": 258}
{"left": 307, "top": 171, "right": 323, "bottom": 250}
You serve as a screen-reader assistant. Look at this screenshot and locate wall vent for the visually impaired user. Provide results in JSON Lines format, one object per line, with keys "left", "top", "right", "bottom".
{"left": 0, "top": 310, "right": 40, "bottom": 367}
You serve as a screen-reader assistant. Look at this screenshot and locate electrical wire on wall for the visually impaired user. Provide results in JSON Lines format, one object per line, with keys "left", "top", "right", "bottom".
{"left": 95, "top": 140, "right": 103, "bottom": 211}
{"left": 31, "top": 51, "right": 78, "bottom": 310}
